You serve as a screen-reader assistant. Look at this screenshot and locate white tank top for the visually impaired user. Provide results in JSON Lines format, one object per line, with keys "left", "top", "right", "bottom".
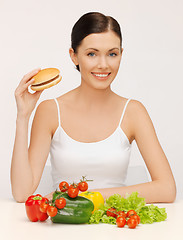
{"left": 50, "top": 98, "right": 132, "bottom": 190}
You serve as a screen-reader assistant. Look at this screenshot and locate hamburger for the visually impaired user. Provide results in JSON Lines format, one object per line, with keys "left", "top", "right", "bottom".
{"left": 30, "top": 68, "right": 62, "bottom": 91}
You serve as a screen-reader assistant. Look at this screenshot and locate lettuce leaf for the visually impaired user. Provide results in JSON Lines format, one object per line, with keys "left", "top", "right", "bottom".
{"left": 89, "top": 209, "right": 116, "bottom": 224}
{"left": 88, "top": 192, "right": 167, "bottom": 225}
{"left": 139, "top": 205, "right": 167, "bottom": 224}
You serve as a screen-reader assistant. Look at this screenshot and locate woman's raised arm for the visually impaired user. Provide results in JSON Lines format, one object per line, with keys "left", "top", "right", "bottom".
{"left": 10, "top": 69, "right": 54, "bottom": 202}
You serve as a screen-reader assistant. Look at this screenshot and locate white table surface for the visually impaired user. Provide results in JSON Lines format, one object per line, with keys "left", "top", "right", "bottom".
{"left": 1, "top": 198, "right": 182, "bottom": 240}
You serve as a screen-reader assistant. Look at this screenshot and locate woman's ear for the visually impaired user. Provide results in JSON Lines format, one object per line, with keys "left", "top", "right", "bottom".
{"left": 69, "top": 48, "right": 79, "bottom": 65}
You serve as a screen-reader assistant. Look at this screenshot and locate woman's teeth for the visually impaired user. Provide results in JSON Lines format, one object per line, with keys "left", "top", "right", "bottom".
{"left": 92, "top": 73, "right": 110, "bottom": 77}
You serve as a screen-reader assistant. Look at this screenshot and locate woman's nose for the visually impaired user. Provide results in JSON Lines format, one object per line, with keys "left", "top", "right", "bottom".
{"left": 97, "top": 56, "right": 109, "bottom": 69}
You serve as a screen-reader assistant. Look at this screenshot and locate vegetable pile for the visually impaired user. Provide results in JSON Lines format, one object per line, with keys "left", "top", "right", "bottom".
{"left": 89, "top": 192, "right": 167, "bottom": 226}
{"left": 25, "top": 177, "right": 167, "bottom": 228}
{"left": 25, "top": 176, "right": 97, "bottom": 223}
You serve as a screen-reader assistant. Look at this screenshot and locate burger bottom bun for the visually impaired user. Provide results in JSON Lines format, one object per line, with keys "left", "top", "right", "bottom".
{"left": 30, "top": 75, "right": 62, "bottom": 91}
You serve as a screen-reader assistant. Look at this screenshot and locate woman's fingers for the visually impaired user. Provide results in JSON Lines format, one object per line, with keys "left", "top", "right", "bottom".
{"left": 23, "top": 77, "right": 36, "bottom": 92}
{"left": 15, "top": 68, "right": 41, "bottom": 96}
{"left": 15, "top": 68, "right": 44, "bottom": 117}
{"left": 20, "top": 68, "right": 41, "bottom": 86}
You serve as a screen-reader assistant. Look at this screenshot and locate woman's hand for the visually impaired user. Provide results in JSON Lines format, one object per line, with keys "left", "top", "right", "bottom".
{"left": 15, "top": 68, "right": 43, "bottom": 119}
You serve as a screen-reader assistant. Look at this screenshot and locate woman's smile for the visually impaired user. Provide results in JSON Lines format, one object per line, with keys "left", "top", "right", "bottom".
{"left": 91, "top": 72, "right": 111, "bottom": 81}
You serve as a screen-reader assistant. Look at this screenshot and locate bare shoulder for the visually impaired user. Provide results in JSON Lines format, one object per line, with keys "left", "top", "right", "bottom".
{"left": 118, "top": 97, "right": 148, "bottom": 121}
{"left": 127, "top": 99, "right": 152, "bottom": 125}
{"left": 121, "top": 99, "right": 152, "bottom": 142}
{"left": 35, "top": 99, "right": 57, "bottom": 121}
{"left": 128, "top": 99, "right": 149, "bottom": 116}
{"left": 33, "top": 99, "right": 59, "bottom": 136}
{"left": 127, "top": 99, "right": 155, "bottom": 138}
{"left": 35, "top": 89, "right": 77, "bottom": 127}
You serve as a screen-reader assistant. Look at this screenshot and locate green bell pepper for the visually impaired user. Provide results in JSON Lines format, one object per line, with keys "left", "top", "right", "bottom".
{"left": 51, "top": 192, "right": 94, "bottom": 224}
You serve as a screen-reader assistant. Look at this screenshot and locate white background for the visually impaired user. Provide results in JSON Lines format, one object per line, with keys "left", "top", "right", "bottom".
{"left": 0, "top": 0, "right": 182, "bottom": 199}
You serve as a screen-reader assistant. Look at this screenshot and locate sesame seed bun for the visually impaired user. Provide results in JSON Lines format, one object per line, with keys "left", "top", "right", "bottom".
{"left": 30, "top": 68, "right": 62, "bottom": 91}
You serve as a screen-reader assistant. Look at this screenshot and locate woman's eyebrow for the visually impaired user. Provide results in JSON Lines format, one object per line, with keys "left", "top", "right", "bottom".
{"left": 85, "top": 48, "right": 99, "bottom": 51}
{"left": 109, "top": 48, "right": 120, "bottom": 51}
{"left": 85, "top": 47, "right": 120, "bottom": 51}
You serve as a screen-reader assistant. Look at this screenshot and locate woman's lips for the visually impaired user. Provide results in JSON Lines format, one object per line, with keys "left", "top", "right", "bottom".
{"left": 91, "top": 72, "right": 111, "bottom": 81}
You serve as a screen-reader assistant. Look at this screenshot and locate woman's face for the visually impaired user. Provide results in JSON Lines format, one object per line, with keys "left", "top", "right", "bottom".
{"left": 70, "top": 31, "right": 122, "bottom": 90}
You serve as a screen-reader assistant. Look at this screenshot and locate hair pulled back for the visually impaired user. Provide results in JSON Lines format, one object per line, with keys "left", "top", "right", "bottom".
{"left": 71, "top": 12, "right": 122, "bottom": 71}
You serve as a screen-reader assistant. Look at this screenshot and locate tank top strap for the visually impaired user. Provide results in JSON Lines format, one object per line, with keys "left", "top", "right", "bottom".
{"left": 54, "top": 98, "right": 61, "bottom": 127}
{"left": 118, "top": 98, "right": 131, "bottom": 126}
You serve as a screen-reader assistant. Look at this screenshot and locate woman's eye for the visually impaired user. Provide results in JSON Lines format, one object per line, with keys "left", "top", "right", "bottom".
{"left": 109, "top": 52, "right": 117, "bottom": 57}
{"left": 87, "top": 52, "right": 95, "bottom": 57}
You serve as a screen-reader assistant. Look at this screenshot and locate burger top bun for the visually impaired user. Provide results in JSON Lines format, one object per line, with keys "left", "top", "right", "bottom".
{"left": 30, "top": 68, "right": 61, "bottom": 91}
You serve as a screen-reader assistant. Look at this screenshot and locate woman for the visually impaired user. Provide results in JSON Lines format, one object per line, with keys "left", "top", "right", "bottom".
{"left": 11, "top": 12, "right": 176, "bottom": 203}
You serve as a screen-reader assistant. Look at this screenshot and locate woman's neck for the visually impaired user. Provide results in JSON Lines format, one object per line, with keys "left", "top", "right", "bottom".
{"left": 75, "top": 83, "right": 115, "bottom": 110}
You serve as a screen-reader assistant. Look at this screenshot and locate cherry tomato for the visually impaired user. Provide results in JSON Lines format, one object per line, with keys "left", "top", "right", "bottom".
{"left": 127, "top": 209, "right": 137, "bottom": 218}
{"left": 59, "top": 181, "right": 69, "bottom": 192}
{"left": 40, "top": 202, "right": 49, "bottom": 213}
{"left": 116, "top": 216, "right": 126, "bottom": 228}
{"left": 55, "top": 197, "right": 66, "bottom": 209}
{"left": 78, "top": 181, "right": 88, "bottom": 192}
{"left": 106, "top": 208, "right": 118, "bottom": 218}
{"left": 68, "top": 186, "right": 79, "bottom": 198}
{"left": 42, "top": 197, "right": 49, "bottom": 202}
{"left": 47, "top": 205, "right": 58, "bottom": 217}
{"left": 127, "top": 218, "right": 138, "bottom": 229}
{"left": 130, "top": 214, "right": 140, "bottom": 224}
{"left": 117, "top": 211, "right": 127, "bottom": 218}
